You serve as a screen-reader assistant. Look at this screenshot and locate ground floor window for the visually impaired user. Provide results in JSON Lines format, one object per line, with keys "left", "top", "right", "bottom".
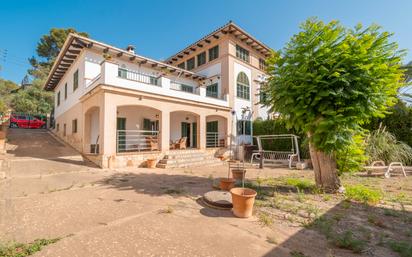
{"left": 237, "top": 120, "right": 251, "bottom": 135}
{"left": 72, "top": 119, "right": 78, "bottom": 133}
{"left": 63, "top": 124, "right": 66, "bottom": 136}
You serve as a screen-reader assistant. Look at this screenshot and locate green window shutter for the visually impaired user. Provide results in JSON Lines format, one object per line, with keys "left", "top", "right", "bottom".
{"left": 143, "top": 119, "right": 151, "bottom": 130}
{"left": 73, "top": 70, "right": 79, "bottom": 91}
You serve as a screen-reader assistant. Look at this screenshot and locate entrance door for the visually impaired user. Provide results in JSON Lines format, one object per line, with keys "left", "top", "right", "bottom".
{"left": 192, "top": 122, "right": 197, "bottom": 148}
{"left": 117, "top": 117, "right": 126, "bottom": 152}
{"left": 181, "top": 122, "right": 191, "bottom": 147}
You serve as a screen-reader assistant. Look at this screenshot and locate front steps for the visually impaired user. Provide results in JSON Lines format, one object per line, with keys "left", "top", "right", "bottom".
{"left": 156, "top": 149, "right": 224, "bottom": 168}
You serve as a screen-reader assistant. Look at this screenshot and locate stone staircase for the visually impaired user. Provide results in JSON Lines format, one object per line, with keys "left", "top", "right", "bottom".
{"left": 156, "top": 149, "right": 224, "bottom": 168}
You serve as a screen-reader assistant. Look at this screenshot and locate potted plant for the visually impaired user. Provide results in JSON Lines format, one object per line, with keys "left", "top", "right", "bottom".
{"left": 219, "top": 159, "right": 236, "bottom": 191}
{"left": 219, "top": 178, "right": 235, "bottom": 191}
{"left": 146, "top": 158, "right": 157, "bottom": 168}
{"left": 230, "top": 187, "right": 257, "bottom": 218}
{"left": 231, "top": 169, "right": 246, "bottom": 181}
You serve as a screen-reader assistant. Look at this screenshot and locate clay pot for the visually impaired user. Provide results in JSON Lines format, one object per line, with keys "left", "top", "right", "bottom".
{"left": 230, "top": 187, "right": 257, "bottom": 218}
{"left": 219, "top": 178, "right": 236, "bottom": 191}
{"left": 231, "top": 169, "right": 246, "bottom": 180}
{"left": 146, "top": 159, "right": 157, "bottom": 168}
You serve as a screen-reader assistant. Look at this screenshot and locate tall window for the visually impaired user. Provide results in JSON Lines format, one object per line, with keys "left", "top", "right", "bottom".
{"left": 236, "top": 72, "right": 250, "bottom": 100}
{"left": 186, "top": 57, "right": 195, "bottom": 70}
{"left": 57, "top": 91, "right": 61, "bottom": 106}
{"left": 73, "top": 70, "right": 79, "bottom": 91}
{"left": 64, "top": 83, "right": 67, "bottom": 99}
{"left": 208, "top": 45, "right": 219, "bottom": 61}
{"left": 237, "top": 120, "right": 251, "bottom": 135}
{"left": 259, "top": 58, "right": 267, "bottom": 70}
{"left": 206, "top": 83, "right": 218, "bottom": 98}
{"left": 197, "top": 52, "right": 206, "bottom": 66}
{"left": 236, "top": 45, "right": 249, "bottom": 62}
{"left": 177, "top": 62, "right": 185, "bottom": 69}
{"left": 72, "top": 119, "right": 78, "bottom": 133}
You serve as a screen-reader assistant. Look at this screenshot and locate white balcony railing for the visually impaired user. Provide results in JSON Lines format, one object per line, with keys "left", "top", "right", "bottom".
{"left": 206, "top": 132, "right": 225, "bottom": 148}
{"left": 118, "top": 68, "right": 159, "bottom": 86}
{"left": 99, "top": 61, "right": 229, "bottom": 107}
{"left": 170, "top": 82, "right": 199, "bottom": 95}
{"left": 117, "top": 130, "right": 159, "bottom": 153}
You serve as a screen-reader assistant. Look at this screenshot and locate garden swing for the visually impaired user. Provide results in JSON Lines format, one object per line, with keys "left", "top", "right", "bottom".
{"left": 251, "top": 134, "right": 300, "bottom": 169}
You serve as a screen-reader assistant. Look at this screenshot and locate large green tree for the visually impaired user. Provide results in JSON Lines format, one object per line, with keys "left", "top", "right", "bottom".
{"left": 0, "top": 78, "right": 19, "bottom": 114}
{"left": 264, "top": 18, "right": 406, "bottom": 191}
{"left": 29, "top": 28, "right": 89, "bottom": 81}
{"left": 13, "top": 28, "right": 89, "bottom": 114}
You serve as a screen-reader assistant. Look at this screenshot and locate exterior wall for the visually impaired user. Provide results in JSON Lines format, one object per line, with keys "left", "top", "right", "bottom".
{"left": 53, "top": 102, "right": 84, "bottom": 152}
{"left": 50, "top": 27, "right": 272, "bottom": 169}
{"left": 78, "top": 85, "right": 232, "bottom": 168}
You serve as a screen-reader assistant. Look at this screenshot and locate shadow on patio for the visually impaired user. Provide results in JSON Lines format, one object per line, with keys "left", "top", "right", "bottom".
{"left": 260, "top": 199, "right": 412, "bottom": 257}
{"left": 97, "top": 172, "right": 215, "bottom": 198}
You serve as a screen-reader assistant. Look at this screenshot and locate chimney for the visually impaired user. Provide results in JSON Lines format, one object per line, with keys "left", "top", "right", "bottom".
{"left": 126, "top": 45, "right": 135, "bottom": 54}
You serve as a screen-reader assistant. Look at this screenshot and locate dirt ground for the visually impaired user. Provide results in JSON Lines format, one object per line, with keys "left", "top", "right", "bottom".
{"left": 0, "top": 129, "right": 411, "bottom": 257}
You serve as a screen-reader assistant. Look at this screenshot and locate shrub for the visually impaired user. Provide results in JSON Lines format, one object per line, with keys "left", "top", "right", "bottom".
{"left": 336, "top": 133, "right": 367, "bottom": 174}
{"left": 345, "top": 185, "right": 383, "bottom": 205}
{"left": 365, "top": 126, "right": 412, "bottom": 165}
{"left": 388, "top": 240, "right": 412, "bottom": 257}
{"left": 366, "top": 101, "right": 412, "bottom": 149}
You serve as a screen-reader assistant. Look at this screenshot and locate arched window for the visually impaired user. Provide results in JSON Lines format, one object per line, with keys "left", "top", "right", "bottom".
{"left": 236, "top": 72, "right": 250, "bottom": 100}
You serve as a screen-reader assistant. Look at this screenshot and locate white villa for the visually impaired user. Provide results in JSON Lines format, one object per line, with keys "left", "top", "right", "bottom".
{"left": 45, "top": 21, "right": 271, "bottom": 168}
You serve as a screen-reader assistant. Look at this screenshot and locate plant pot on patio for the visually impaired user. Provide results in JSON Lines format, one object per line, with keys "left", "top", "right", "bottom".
{"left": 219, "top": 178, "right": 236, "bottom": 191}
{"left": 231, "top": 169, "right": 246, "bottom": 181}
{"left": 230, "top": 187, "right": 257, "bottom": 218}
{"left": 146, "top": 158, "right": 157, "bottom": 168}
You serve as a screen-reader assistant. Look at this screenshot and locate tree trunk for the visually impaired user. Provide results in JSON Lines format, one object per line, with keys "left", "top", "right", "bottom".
{"left": 308, "top": 142, "right": 341, "bottom": 193}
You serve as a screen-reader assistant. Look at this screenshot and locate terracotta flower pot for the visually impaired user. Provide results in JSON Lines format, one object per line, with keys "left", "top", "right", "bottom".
{"left": 219, "top": 178, "right": 236, "bottom": 191}
{"left": 231, "top": 169, "right": 246, "bottom": 180}
{"left": 230, "top": 187, "right": 257, "bottom": 218}
{"left": 146, "top": 159, "right": 157, "bottom": 168}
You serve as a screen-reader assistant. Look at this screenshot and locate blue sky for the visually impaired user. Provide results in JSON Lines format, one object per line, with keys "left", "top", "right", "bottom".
{"left": 1, "top": 0, "right": 411, "bottom": 84}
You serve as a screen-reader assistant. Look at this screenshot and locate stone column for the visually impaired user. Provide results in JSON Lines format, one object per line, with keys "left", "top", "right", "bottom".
{"left": 99, "top": 92, "right": 117, "bottom": 167}
{"left": 160, "top": 109, "right": 170, "bottom": 151}
{"left": 199, "top": 113, "right": 206, "bottom": 149}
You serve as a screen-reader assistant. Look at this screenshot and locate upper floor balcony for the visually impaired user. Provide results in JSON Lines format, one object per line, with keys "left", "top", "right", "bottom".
{"left": 87, "top": 60, "right": 229, "bottom": 107}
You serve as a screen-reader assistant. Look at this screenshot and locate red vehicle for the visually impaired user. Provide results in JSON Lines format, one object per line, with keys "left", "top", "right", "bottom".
{"left": 10, "top": 115, "right": 45, "bottom": 129}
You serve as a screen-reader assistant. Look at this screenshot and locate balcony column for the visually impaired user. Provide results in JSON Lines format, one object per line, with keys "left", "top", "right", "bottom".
{"left": 199, "top": 113, "right": 206, "bottom": 149}
{"left": 160, "top": 109, "right": 170, "bottom": 151}
{"left": 99, "top": 92, "right": 117, "bottom": 167}
{"left": 101, "top": 60, "right": 118, "bottom": 85}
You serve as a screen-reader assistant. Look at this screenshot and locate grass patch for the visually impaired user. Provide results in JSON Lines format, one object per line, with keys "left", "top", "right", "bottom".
{"left": 285, "top": 178, "right": 316, "bottom": 192}
{"left": 344, "top": 185, "right": 382, "bottom": 205}
{"left": 0, "top": 238, "right": 60, "bottom": 257}
{"left": 290, "top": 250, "right": 310, "bottom": 257}
{"left": 332, "top": 231, "right": 366, "bottom": 253}
{"left": 383, "top": 208, "right": 402, "bottom": 217}
{"left": 388, "top": 240, "right": 412, "bottom": 257}
{"left": 367, "top": 214, "right": 386, "bottom": 228}
{"left": 258, "top": 211, "right": 273, "bottom": 226}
